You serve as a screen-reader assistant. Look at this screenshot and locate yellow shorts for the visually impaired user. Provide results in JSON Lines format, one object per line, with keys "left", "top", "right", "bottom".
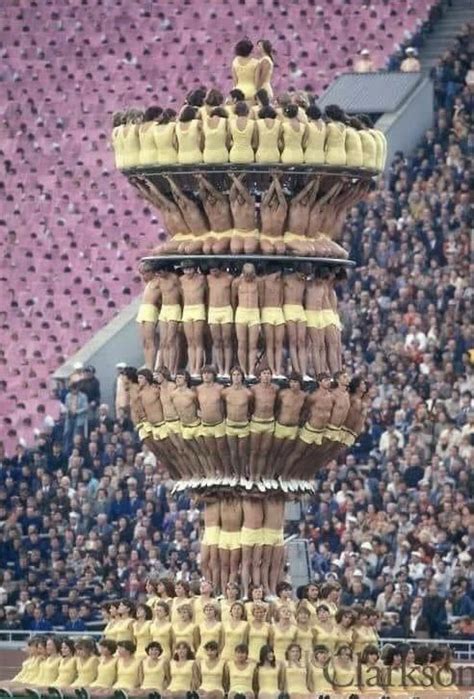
{"left": 152, "top": 422, "right": 168, "bottom": 441}
{"left": 234, "top": 228, "right": 259, "bottom": 239}
{"left": 207, "top": 230, "right": 232, "bottom": 240}
{"left": 166, "top": 419, "right": 182, "bottom": 435}
{"left": 299, "top": 422, "right": 324, "bottom": 445}
{"left": 136, "top": 303, "right": 159, "bottom": 324}
{"left": 261, "top": 307, "right": 286, "bottom": 326}
{"left": 200, "top": 421, "right": 226, "bottom": 439}
{"left": 182, "top": 304, "right": 206, "bottom": 323}
{"left": 325, "top": 424, "right": 342, "bottom": 442}
{"left": 226, "top": 419, "right": 250, "bottom": 438}
{"left": 174, "top": 233, "right": 195, "bottom": 242}
{"left": 250, "top": 417, "right": 275, "bottom": 435}
{"left": 235, "top": 306, "right": 260, "bottom": 327}
{"left": 305, "top": 310, "right": 329, "bottom": 329}
{"left": 283, "top": 304, "right": 307, "bottom": 323}
{"left": 202, "top": 525, "right": 221, "bottom": 547}
{"left": 241, "top": 527, "right": 264, "bottom": 547}
{"left": 159, "top": 304, "right": 182, "bottom": 323}
{"left": 264, "top": 527, "right": 284, "bottom": 546}
{"left": 260, "top": 233, "right": 283, "bottom": 244}
{"left": 208, "top": 306, "right": 233, "bottom": 325}
{"left": 284, "top": 231, "right": 306, "bottom": 243}
{"left": 338, "top": 428, "right": 356, "bottom": 446}
{"left": 218, "top": 529, "right": 241, "bottom": 551}
{"left": 181, "top": 420, "right": 201, "bottom": 440}
{"left": 138, "top": 420, "right": 153, "bottom": 440}
{"left": 274, "top": 422, "right": 298, "bottom": 440}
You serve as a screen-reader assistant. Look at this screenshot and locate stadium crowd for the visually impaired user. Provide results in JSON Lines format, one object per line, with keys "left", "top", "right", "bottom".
{"left": 0, "top": 26, "right": 472, "bottom": 664}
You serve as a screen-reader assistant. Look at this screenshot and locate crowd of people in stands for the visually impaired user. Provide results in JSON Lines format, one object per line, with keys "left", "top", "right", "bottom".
{"left": 0, "top": 24, "right": 472, "bottom": 679}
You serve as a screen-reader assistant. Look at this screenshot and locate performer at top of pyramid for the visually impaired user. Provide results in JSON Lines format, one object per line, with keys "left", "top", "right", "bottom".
{"left": 232, "top": 38, "right": 275, "bottom": 102}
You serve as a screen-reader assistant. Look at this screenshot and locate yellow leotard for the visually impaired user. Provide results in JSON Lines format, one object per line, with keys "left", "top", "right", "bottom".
{"left": 259, "top": 56, "right": 274, "bottom": 99}
{"left": 310, "top": 663, "right": 334, "bottom": 693}
{"left": 103, "top": 619, "right": 120, "bottom": 641}
{"left": 71, "top": 656, "right": 99, "bottom": 687}
{"left": 325, "top": 122, "right": 347, "bottom": 166}
{"left": 281, "top": 121, "right": 304, "bottom": 164}
{"left": 335, "top": 625, "right": 354, "bottom": 650}
{"left": 313, "top": 623, "right": 338, "bottom": 653}
{"left": 360, "top": 664, "right": 384, "bottom": 693}
{"left": 133, "top": 619, "right": 152, "bottom": 658}
{"left": 173, "top": 621, "right": 196, "bottom": 650}
{"left": 371, "top": 129, "right": 386, "bottom": 170}
{"left": 154, "top": 122, "right": 178, "bottom": 165}
{"left": 203, "top": 117, "right": 229, "bottom": 163}
{"left": 171, "top": 597, "right": 194, "bottom": 625}
{"left": 114, "top": 617, "right": 135, "bottom": 643}
{"left": 220, "top": 599, "right": 237, "bottom": 625}
{"left": 176, "top": 120, "right": 203, "bottom": 164}
{"left": 258, "top": 664, "right": 280, "bottom": 693}
{"left": 384, "top": 665, "right": 405, "bottom": 693}
{"left": 35, "top": 655, "right": 61, "bottom": 686}
{"left": 228, "top": 660, "right": 255, "bottom": 693}
{"left": 222, "top": 620, "right": 249, "bottom": 660}
{"left": 256, "top": 119, "right": 281, "bottom": 162}
{"left": 304, "top": 121, "right": 326, "bottom": 164}
{"left": 248, "top": 621, "right": 271, "bottom": 661}
{"left": 232, "top": 56, "right": 259, "bottom": 100}
{"left": 285, "top": 662, "right": 308, "bottom": 693}
{"left": 352, "top": 626, "right": 378, "bottom": 656}
{"left": 141, "top": 657, "right": 167, "bottom": 691}
{"left": 360, "top": 130, "right": 377, "bottom": 169}
{"left": 139, "top": 123, "right": 159, "bottom": 165}
{"left": 146, "top": 594, "right": 160, "bottom": 610}
{"left": 330, "top": 662, "right": 359, "bottom": 695}
{"left": 51, "top": 657, "right": 77, "bottom": 688}
{"left": 114, "top": 657, "right": 142, "bottom": 690}
{"left": 167, "top": 659, "right": 194, "bottom": 693}
{"left": 194, "top": 597, "right": 215, "bottom": 626}
{"left": 121, "top": 124, "right": 141, "bottom": 168}
{"left": 345, "top": 126, "right": 364, "bottom": 167}
{"left": 229, "top": 119, "right": 255, "bottom": 163}
{"left": 12, "top": 657, "right": 40, "bottom": 684}
{"left": 272, "top": 623, "right": 297, "bottom": 663}
{"left": 296, "top": 625, "right": 314, "bottom": 660}
{"left": 90, "top": 657, "right": 117, "bottom": 689}
{"left": 150, "top": 620, "right": 172, "bottom": 658}
{"left": 273, "top": 598, "right": 297, "bottom": 620}
{"left": 196, "top": 622, "right": 222, "bottom": 658}
{"left": 111, "top": 124, "right": 125, "bottom": 169}
{"left": 198, "top": 657, "right": 226, "bottom": 692}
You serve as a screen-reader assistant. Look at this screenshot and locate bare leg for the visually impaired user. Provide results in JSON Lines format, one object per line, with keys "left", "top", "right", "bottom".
{"left": 236, "top": 324, "right": 248, "bottom": 375}
{"left": 241, "top": 544, "right": 253, "bottom": 599}
{"left": 274, "top": 324, "right": 285, "bottom": 375}
{"left": 219, "top": 548, "right": 230, "bottom": 592}
{"left": 309, "top": 328, "right": 325, "bottom": 375}
{"left": 230, "top": 235, "right": 244, "bottom": 255}
{"left": 222, "top": 324, "right": 233, "bottom": 376}
{"left": 261, "top": 543, "right": 273, "bottom": 596}
{"left": 248, "top": 325, "right": 260, "bottom": 377}
{"left": 194, "top": 320, "right": 206, "bottom": 375}
{"left": 256, "top": 431, "right": 273, "bottom": 479}
{"left": 203, "top": 436, "right": 223, "bottom": 477}
{"left": 201, "top": 544, "right": 211, "bottom": 582}
{"left": 297, "top": 321, "right": 308, "bottom": 376}
{"left": 167, "top": 320, "right": 180, "bottom": 375}
{"left": 325, "top": 325, "right": 340, "bottom": 373}
{"left": 249, "top": 432, "right": 262, "bottom": 481}
{"left": 140, "top": 321, "right": 157, "bottom": 370}
{"left": 238, "top": 436, "right": 250, "bottom": 478}
{"left": 227, "top": 435, "right": 241, "bottom": 475}
{"left": 216, "top": 437, "right": 232, "bottom": 478}
{"left": 263, "top": 323, "right": 275, "bottom": 375}
{"left": 210, "top": 324, "right": 224, "bottom": 375}
{"left": 210, "top": 544, "right": 220, "bottom": 592}
{"left": 286, "top": 321, "right": 300, "bottom": 373}
{"left": 269, "top": 545, "right": 285, "bottom": 596}
{"left": 183, "top": 321, "right": 195, "bottom": 374}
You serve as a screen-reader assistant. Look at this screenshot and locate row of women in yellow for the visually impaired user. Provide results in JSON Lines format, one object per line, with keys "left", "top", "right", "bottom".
{"left": 112, "top": 97, "right": 386, "bottom": 172}
{"left": 5, "top": 634, "right": 458, "bottom": 698}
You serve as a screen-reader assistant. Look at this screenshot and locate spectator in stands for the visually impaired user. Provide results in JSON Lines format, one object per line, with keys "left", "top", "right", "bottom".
{"left": 63, "top": 382, "right": 89, "bottom": 452}
{"left": 353, "top": 49, "right": 376, "bottom": 73}
{"left": 400, "top": 47, "right": 421, "bottom": 73}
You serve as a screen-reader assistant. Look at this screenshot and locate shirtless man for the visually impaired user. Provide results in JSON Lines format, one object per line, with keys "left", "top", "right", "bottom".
{"left": 305, "top": 269, "right": 327, "bottom": 376}
{"left": 201, "top": 496, "right": 221, "bottom": 590}
{"left": 259, "top": 174, "right": 287, "bottom": 255}
{"left": 154, "top": 365, "right": 182, "bottom": 455}
{"left": 324, "top": 369, "right": 351, "bottom": 445}
{"left": 249, "top": 367, "right": 278, "bottom": 483}
{"left": 229, "top": 174, "right": 259, "bottom": 254}
{"left": 155, "top": 269, "right": 181, "bottom": 374}
{"left": 130, "top": 177, "right": 189, "bottom": 254}
{"left": 196, "top": 366, "right": 232, "bottom": 479}
{"left": 232, "top": 263, "right": 260, "bottom": 378}
{"left": 316, "top": 180, "right": 369, "bottom": 258}
{"left": 207, "top": 265, "right": 234, "bottom": 378}
{"left": 285, "top": 373, "right": 335, "bottom": 480}
{"left": 222, "top": 366, "right": 253, "bottom": 477}
{"left": 136, "top": 262, "right": 160, "bottom": 370}
{"left": 283, "top": 269, "right": 308, "bottom": 378}
{"left": 337, "top": 376, "right": 369, "bottom": 449}
{"left": 179, "top": 263, "right": 207, "bottom": 378}
{"left": 218, "top": 497, "right": 243, "bottom": 592}
{"left": 165, "top": 176, "right": 210, "bottom": 253}
{"left": 171, "top": 369, "right": 206, "bottom": 479}
{"left": 261, "top": 496, "right": 286, "bottom": 597}
{"left": 284, "top": 177, "right": 320, "bottom": 255}
{"left": 261, "top": 269, "right": 285, "bottom": 378}
{"left": 323, "top": 271, "right": 343, "bottom": 373}
{"left": 308, "top": 180, "right": 348, "bottom": 257}
{"left": 272, "top": 373, "right": 306, "bottom": 478}
{"left": 197, "top": 175, "right": 233, "bottom": 254}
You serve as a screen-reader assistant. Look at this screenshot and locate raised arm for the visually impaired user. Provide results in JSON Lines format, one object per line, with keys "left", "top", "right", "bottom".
{"left": 273, "top": 173, "right": 288, "bottom": 209}
{"left": 293, "top": 176, "right": 318, "bottom": 205}
{"left": 230, "top": 173, "right": 254, "bottom": 204}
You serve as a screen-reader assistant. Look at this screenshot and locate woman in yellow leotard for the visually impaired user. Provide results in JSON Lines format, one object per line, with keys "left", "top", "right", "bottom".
{"left": 308, "top": 645, "right": 334, "bottom": 697}
{"left": 145, "top": 578, "right": 160, "bottom": 611}
{"left": 360, "top": 645, "right": 384, "bottom": 695}
{"left": 172, "top": 603, "right": 197, "bottom": 653}
{"left": 203, "top": 107, "right": 229, "bottom": 163}
{"left": 256, "top": 40, "right": 275, "bottom": 100}
{"left": 255, "top": 105, "right": 281, "bottom": 163}
{"left": 247, "top": 602, "right": 271, "bottom": 663}
{"left": 334, "top": 607, "right": 356, "bottom": 651}
{"left": 176, "top": 106, "right": 203, "bottom": 164}
{"left": 226, "top": 644, "right": 256, "bottom": 699}
{"left": 295, "top": 606, "right": 314, "bottom": 663}
{"left": 194, "top": 580, "right": 216, "bottom": 626}
{"left": 133, "top": 603, "right": 152, "bottom": 658}
{"left": 50, "top": 639, "right": 77, "bottom": 689}
{"left": 357, "top": 114, "right": 378, "bottom": 169}
{"left": 270, "top": 604, "right": 297, "bottom": 663}
{"left": 138, "top": 105, "right": 162, "bottom": 166}
{"left": 303, "top": 105, "right": 326, "bottom": 164}
{"left": 89, "top": 639, "right": 118, "bottom": 691}
{"left": 250, "top": 87, "right": 271, "bottom": 119}
{"left": 297, "top": 583, "right": 320, "bottom": 627}
{"left": 102, "top": 601, "right": 120, "bottom": 642}
{"left": 30, "top": 636, "right": 61, "bottom": 689}
{"left": 111, "top": 111, "right": 126, "bottom": 169}
{"left": 229, "top": 101, "right": 256, "bottom": 163}
{"left": 222, "top": 601, "right": 249, "bottom": 661}
{"left": 140, "top": 641, "right": 170, "bottom": 694}
{"left": 272, "top": 581, "right": 297, "bottom": 621}
{"left": 121, "top": 108, "right": 143, "bottom": 169}
{"left": 157, "top": 577, "right": 176, "bottom": 607}
{"left": 224, "top": 88, "right": 246, "bottom": 118}
{"left": 5, "top": 637, "right": 44, "bottom": 688}
{"left": 352, "top": 609, "right": 379, "bottom": 657}
{"left": 196, "top": 602, "right": 223, "bottom": 658}
{"left": 404, "top": 645, "right": 429, "bottom": 695}
{"left": 220, "top": 582, "right": 241, "bottom": 625}
{"left": 283, "top": 643, "right": 310, "bottom": 699}
{"left": 324, "top": 104, "right": 347, "bottom": 166}
{"left": 113, "top": 640, "right": 142, "bottom": 691}
{"left": 167, "top": 641, "right": 196, "bottom": 696}
{"left": 244, "top": 585, "right": 270, "bottom": 622}
{"left": 313, "top": 603, "right": 338, "bottom": 654}
{"left": 255, "top": 645, "right": 284, "bottom": 699}
{"left": 154, "top": 108, "right": 178, "bottom": 166}
{"left": 194, "top": 640, "right": 226, "bottom": 698}
{"left": 200, "top": 88, "right": 225, "bottom": 120}
{"left": 70, "top": 638, "right": 99, "bottom": 689}
{"left": 150, "top": 600, "right": 172, "bottom": 659}
{"left": 344, "top": 116, "right": 364, "bottom": 167}
{"left": 171, "top": 580, "right": 194, "bottom": 625}
{"left": 328, "top": 644, "right": 359, "bottom": 697}
{"left": 428, "top": 646, "right": 458, "bottom": 695}
{"left": 280, "top": 104, "right": 305, "bottom": 163}
{"left": 232, "top": 38, "right": 259, "bottom": 101}
{"left": 115, "top": 599, "right": 136, "bottom": 643}
{"left": 318, "top": 581, "right": 341, "bottom": 618}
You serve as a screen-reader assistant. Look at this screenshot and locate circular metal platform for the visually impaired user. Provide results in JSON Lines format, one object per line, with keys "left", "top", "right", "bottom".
{"left": 141, "top": 253, "right": 355, "bottom": 271}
